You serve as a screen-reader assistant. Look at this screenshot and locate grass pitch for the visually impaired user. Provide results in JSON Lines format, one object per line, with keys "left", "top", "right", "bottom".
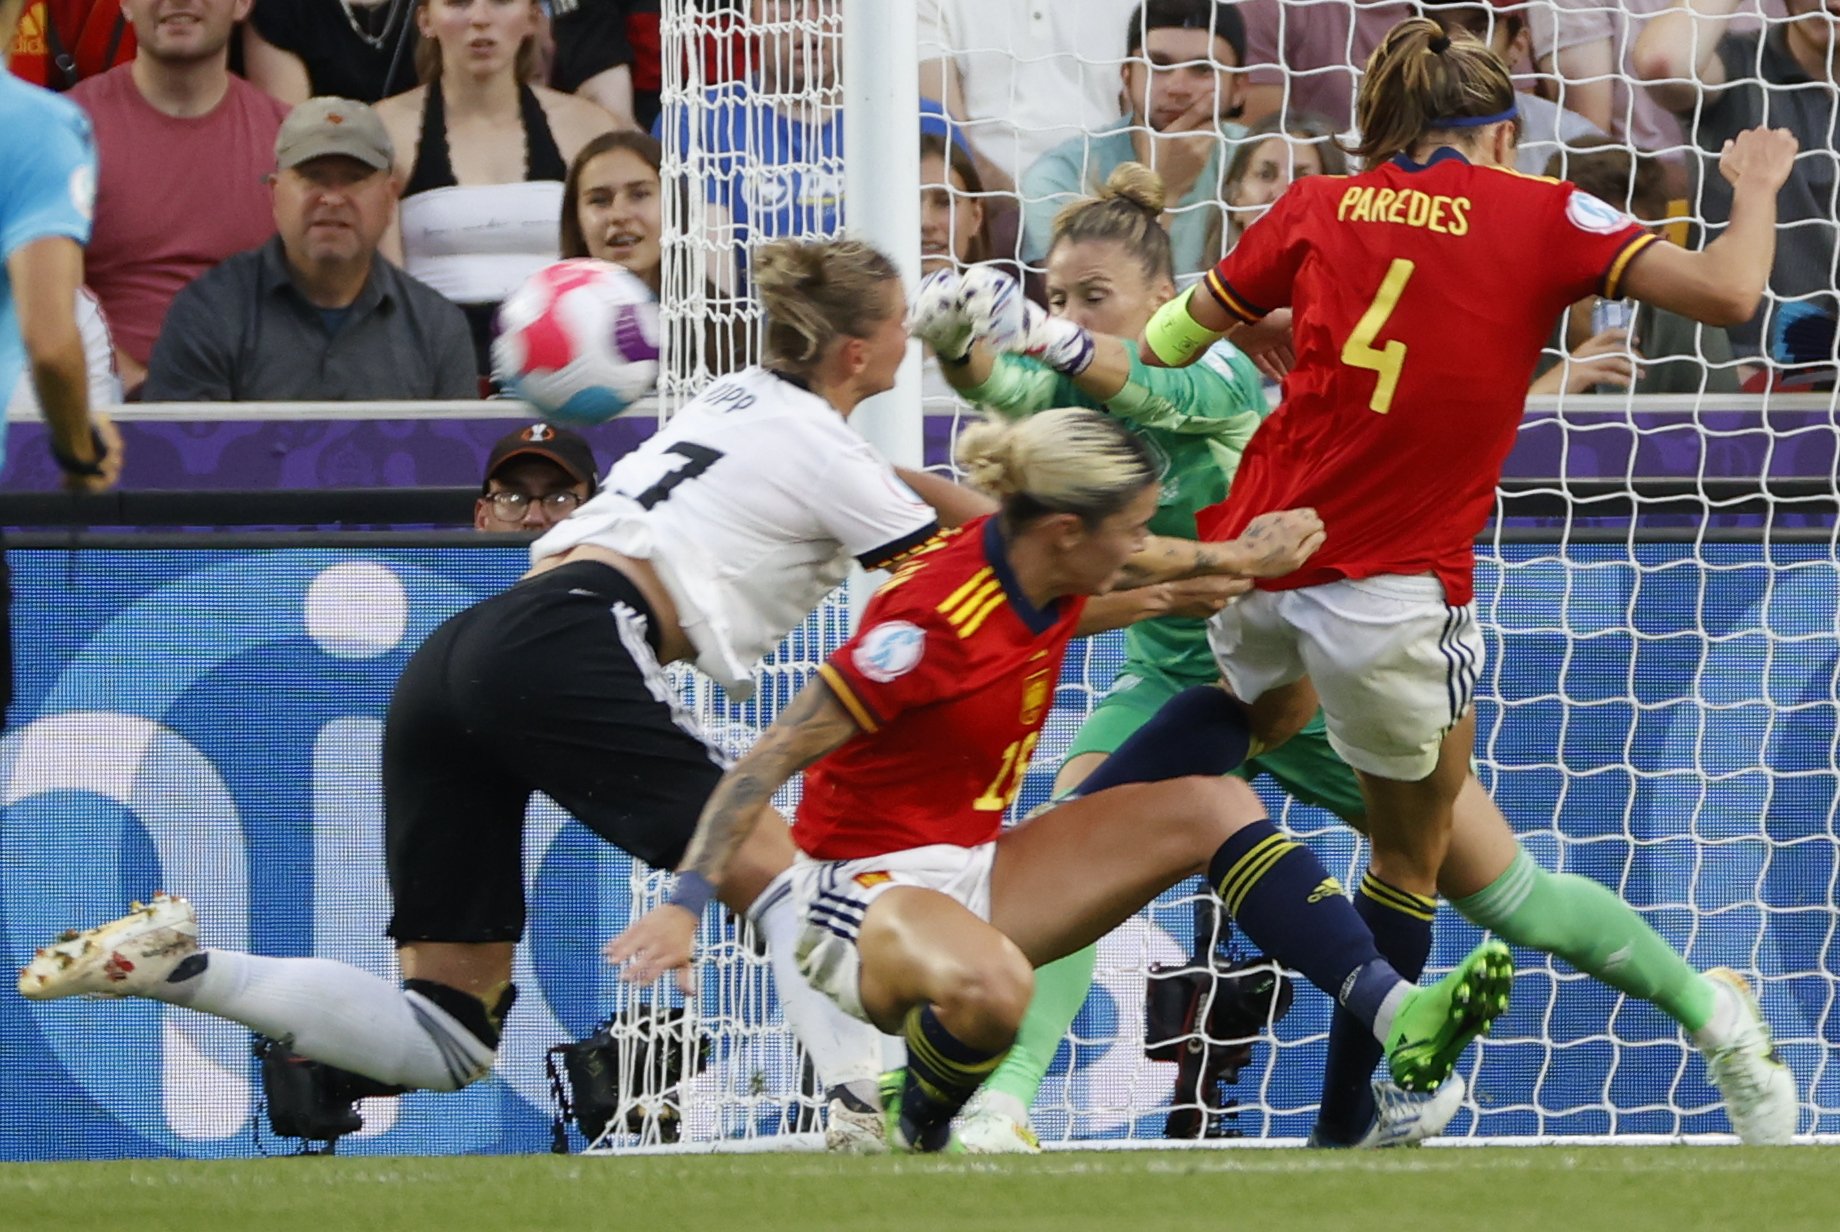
{"left": 3, "top": 1147, "right": 1829, "bottom": 1232}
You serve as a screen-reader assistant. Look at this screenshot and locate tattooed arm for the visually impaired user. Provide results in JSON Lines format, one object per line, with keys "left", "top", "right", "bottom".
{"left": 677, "top": 683, "right": 859, "bottom": 884}
{"left": 605, "top": 680, "right": 862, "bottom": 988}
{"left": 1110, "top": 508, "right": 1326, "bottom": 591}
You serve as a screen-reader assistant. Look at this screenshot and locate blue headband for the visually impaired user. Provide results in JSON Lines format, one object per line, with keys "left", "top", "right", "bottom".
{"left": 1433, "top": 106, "right": 1520, "bottom": 128}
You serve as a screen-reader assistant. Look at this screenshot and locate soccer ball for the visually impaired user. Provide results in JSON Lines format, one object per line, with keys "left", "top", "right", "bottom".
{"left": 492, "top": 259, "right": 661, "bottom": 424}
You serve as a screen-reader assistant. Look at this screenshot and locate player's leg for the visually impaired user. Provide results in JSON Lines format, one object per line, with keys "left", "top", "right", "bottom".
{"left": 20, "top": 606, "right": 523, "bottom": 1094}
{"left": 503, "top": 571, "right": 890, "bottom": 1139}
{"left": 1441, "top": 776, "right": 1797, "bottom": 1143}
{"left": 987, "top": 776, "right": 1509, "bottom": 1093}
{"left": 1246, "top": 717, "right": 1453, "bottom": 1147}
{"left": 963, "top": 671, "right": 1176, "bottom": 1152}
{"left": 853, "top": 886, "right": 1034, "bottom": 1152}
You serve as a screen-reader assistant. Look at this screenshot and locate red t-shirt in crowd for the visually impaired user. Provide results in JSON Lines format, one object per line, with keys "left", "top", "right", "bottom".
{"left": 70, "top": 65, "right": 288, "bottom": 366}
{"left": 1196, "top": 151, "right": 1655, "bottom": 606}
{"left": 795, "top": 516, "right": 1084, "bottom": 861}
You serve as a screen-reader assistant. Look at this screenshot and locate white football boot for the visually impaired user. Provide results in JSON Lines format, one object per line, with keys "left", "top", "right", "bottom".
{"left": 1308, "top": 1072, "right": 1465, "bottom": 1149}
{"left": 1698, "top": 968, "right": 1798, "bottom": 1145}
{"left": 824, "top": 1084, "right": 889, "bottom": 1154}
{"left": 17, "top": 893, "right": 199, "bottom": 1000}
{"left": 954, "top": 1090, "right": 1042, "bottom": 1155}
{"left": 1351, "top": 1072, "right": 1465, "bottom": 1147}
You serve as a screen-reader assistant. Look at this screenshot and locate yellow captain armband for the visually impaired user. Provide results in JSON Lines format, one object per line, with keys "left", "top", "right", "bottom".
{"left": 1143, "top": 285, "right": 1227, "bottom": 367}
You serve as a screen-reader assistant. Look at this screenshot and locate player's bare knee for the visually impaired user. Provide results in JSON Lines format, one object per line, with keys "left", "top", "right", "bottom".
{"left": 935, "top": 945, "right": 1033, "bottom": 1039}
{"left": 1146, "top": 776, "right": 1259, "bottom": 867}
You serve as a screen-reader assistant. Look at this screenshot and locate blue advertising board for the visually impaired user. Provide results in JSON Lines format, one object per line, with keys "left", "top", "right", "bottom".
{"left": 0, "top": 542, "right": 1833, "bottom": 1157}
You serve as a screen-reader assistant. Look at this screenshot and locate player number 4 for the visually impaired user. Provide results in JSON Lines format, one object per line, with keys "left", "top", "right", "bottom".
{"left": 973, "top": 731, "right": 1041, "bottom": 812}
{"left": 1340, "top": 258, "right": 1416, "bottom": 414}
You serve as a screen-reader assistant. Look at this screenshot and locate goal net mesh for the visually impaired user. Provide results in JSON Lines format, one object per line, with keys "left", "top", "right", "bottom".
{"left": 617, "top": 0, "right": 1839, "bottom": 1149}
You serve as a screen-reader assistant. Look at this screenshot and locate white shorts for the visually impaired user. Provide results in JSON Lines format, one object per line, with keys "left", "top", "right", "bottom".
{"left": 1207, "top": 575, "right": 1484, "bottom": 781}
{"left": 788, "top": 842, "right": 997, "bottom": 1023}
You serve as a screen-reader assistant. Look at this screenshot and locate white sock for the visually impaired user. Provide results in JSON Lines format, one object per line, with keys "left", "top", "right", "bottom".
{"left": 1370, "top": 982, "right": 1411, "bottom": 1045}
{"left": 158, "top": 951, "right": 494, "bottom": 1092}
{"left": 1691, "top": 975, "right": 1741, "bottom": 1049}
{"left": 746, "top": 870, "right": 885, "bottom": 1091}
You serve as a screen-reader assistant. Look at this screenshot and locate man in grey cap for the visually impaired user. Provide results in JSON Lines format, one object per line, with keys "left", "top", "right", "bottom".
{"left": 143, "top": 97, "right": 477, "bottom": 403}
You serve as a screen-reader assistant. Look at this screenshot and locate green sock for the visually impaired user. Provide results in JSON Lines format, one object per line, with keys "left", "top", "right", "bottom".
{"left": 1453, "top": 848, "right": 1715, "bottom": 1032}
{"left": 979, "top": 945, "right": 1098, "bottom": 1109}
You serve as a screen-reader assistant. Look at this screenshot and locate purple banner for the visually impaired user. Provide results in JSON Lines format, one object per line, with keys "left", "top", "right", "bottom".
{"left": 0, "top": 405, "right": 1832, "bottom": 495}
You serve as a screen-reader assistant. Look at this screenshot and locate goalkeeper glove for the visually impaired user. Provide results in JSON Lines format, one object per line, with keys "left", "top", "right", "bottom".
{"left": 910, "top": 268, "right": 976, "bottom": 361}
{"left": 1019, "top": 305, "right": 1097, "bottom": 377}
{"left": 957, "top": 265, "right": 1031, "bottom": 352}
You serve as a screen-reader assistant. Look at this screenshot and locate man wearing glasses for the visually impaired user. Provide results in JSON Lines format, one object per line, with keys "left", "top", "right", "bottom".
{"left": 475, "top": 423, "right": 599, "bottom": 534}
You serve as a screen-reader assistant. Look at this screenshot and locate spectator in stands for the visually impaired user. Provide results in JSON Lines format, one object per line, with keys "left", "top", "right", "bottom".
{"left": 143, "top": 97, "right": 476, "bottom": 402}
{"left": 1632, "top": 0, "right": 1837, "bottom": 362}
{"left": 376, "top": 0, "right": 618, "bottom": 379}
{"left": 1020, "top": 0, "right": 1247, "bottom": 279}
{"left": 561, "top": 130, "right": 745, "bottom": 373}
{"left": 916, "top": 129, "right": 996, "bottom": 412}
{"left": 1529, "top": 0, "right": 1781, "bottom": 194}
{"left": 1423, "top": 0, "right": 1605, "bottom": 176}
{"left": 475, "top": 422, "right": 598, "bottom": 533}
{"left": 6, "top": 0, "right": 134, "bottom": 89}
{"left": 69, "top": 0, "right": 289, "bottom": 395}
{"left": 549, "top": 0, "right": 660, "bottom": 131}
{"left": 1233, "top": 0, "right": 1411, "bottom": 129}
{"left": 1202, "top": 114, "right": 1344, "bottom": 265}
{"left": 243, "top": 0, "right": 422, "bottom": 105}
{"left": 560, "top": 130, "right": 661, "bottom": 291}
{"left": 919, "top": 0, "right": 1140, "bottom": 195}
{"left": 664, "top": 0, "right": 954, "bottom": 288}
{"left": 920, "top": 130, "right": 991, "bottom": 277}
{"left": 1530, "top": 138, "right": 1743, "bottom": 396}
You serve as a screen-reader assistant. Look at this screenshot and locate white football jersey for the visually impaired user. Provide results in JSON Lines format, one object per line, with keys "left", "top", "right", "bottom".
{"left": 532, "top": 367, "right": 938, "bottom": 699}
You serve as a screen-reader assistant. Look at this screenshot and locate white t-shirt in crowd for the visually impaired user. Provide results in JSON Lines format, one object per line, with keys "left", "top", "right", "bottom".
{"left": 918, "top": 0, "right": 1141, "bottom": 189}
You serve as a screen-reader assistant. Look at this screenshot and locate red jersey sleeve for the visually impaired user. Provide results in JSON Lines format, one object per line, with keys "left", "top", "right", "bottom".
{"left": 1200, "top": 183, "right": 1313, "bottom": 324}
{"left": 817, "top": 607, "right": 966, "bottom": 735}
{"left": 1542, "top": 184, "right": 1659, "bottom": 303}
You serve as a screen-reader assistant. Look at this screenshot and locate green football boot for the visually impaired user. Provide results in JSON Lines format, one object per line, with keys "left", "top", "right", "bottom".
{"left": 1383, "top": 938, "right": 1514, "bottom": 1092}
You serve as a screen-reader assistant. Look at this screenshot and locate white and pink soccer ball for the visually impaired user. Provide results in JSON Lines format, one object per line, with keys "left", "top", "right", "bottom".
{"left": 492, "top": 259, "right": 661, "bottom": 424}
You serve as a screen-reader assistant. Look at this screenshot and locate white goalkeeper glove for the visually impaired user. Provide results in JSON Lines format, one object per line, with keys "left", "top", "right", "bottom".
{"left": 957, "top": 265, "right": 1031, "bottom": 353}
{"left": 957, "top": 266, "right": 1096, "bottom": 377}
{"left": 1018, "top": 306, "right": 1097, "bottom": 377}
{"left": 910, "top": 268, "right": 976, "bottom": 361}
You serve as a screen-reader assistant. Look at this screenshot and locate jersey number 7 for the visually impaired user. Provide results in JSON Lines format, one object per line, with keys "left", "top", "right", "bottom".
{"left": 1340, "top": 258, "right": 1417, "bottom": 414}
{"left": 626, "top": 442, "right": 725, "bottom": 509}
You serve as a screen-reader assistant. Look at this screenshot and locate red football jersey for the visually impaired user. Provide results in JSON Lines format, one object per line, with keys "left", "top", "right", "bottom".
{"left": 795, "top": 516, "right": 1086, "bottom": 861}
{"left": 1196, "top": 151, "right": 1656, "bottom": 605}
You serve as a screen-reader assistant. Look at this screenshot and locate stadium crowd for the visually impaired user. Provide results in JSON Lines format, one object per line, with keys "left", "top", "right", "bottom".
{"left": 4, "top": 0, "right": 1835, "bottom": 413}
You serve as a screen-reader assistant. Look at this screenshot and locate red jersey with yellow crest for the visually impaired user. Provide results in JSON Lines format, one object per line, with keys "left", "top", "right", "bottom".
{"left": 794, "top": 515, "right": 1086, "bottom": 860}
{"left": 1195, "top": 150, "right": 1655, "bottom": 606}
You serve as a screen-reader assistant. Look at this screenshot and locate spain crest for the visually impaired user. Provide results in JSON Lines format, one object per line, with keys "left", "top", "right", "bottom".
{"left": 1019, "top": 670, "right": 1051, "bottom": 726}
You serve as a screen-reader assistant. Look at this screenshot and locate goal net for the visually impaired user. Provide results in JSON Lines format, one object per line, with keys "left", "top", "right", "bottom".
{"left": 620, "top": 0, "right": 1840, "bottom": 1150}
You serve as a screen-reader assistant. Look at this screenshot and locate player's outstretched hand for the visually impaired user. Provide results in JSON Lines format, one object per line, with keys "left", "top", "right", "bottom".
{"left": 1719, "top": 127, "right": 1798, "bottom": 194}
{"left": 911, "top": 268, "right": 976, "bottom": 361}
{"left": 605, "top": 904, "right": 699, "bottom": 996}
{"left": 1156, "top": 574, "right": 1253, "bottom": 618}
{"left": 959, "top": 265, "right": 1031, "bottom": 352}
{"left": 1234, "top": 507, "right": 1325, "bottom": 577}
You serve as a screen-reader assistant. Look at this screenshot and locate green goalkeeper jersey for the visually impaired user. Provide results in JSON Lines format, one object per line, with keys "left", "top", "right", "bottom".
{"left": 955, "top": 339, "right": 1268, "bottom": 679}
